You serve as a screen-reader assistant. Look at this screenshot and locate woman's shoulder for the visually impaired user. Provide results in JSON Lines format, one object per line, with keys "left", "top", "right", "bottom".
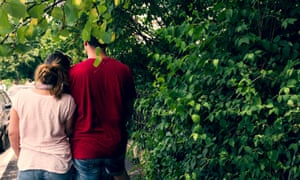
{"left": 60, "top": 94, "right": 76, "bottom": 110}
{"left": 61, "top": 93, "right": 73, "bottom": 99}
{"left": 61, "top": 93, "right": 76, "bottom": 103}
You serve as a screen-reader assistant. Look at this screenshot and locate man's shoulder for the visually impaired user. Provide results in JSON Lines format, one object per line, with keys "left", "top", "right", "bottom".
{"left": 72, "top": 58, "right": 91, "bottom": 66}
{"left": 70, "top": 58, "right": 91, "bottom": 72}
{"left": 106, "top": 57, "right": 129, "bottom": 68}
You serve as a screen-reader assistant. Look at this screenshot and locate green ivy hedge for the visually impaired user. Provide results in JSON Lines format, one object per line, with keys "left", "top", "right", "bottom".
{"left": 132, "top": 1, "right": 300, "bottom": 179}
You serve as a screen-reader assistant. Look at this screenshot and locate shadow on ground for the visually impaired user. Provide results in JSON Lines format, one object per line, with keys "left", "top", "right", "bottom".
{"left": 1, "top": 158, "right": 18, "bottom": 180}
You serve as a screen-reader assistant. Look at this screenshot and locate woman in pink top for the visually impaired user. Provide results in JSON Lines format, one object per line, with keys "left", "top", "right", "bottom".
{"left": 8, "top": 53, "right": 76, "bottom": 180}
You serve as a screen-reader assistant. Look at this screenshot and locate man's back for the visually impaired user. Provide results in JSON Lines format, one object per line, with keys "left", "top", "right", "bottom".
{"left": 69, "top": 57, "right": 136, "bottom": 159}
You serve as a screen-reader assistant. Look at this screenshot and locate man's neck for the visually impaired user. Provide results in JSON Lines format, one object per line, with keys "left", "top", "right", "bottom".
{"left": 87, "top": 50, "right": 106, "bottom": 59}
{"left": 87, "top": 51, "right": 97, "bottom": 58}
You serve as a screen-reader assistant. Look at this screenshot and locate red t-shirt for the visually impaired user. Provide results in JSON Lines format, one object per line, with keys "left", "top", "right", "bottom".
{"left": 69, "top": 57, "right": 136, "bottom": 159}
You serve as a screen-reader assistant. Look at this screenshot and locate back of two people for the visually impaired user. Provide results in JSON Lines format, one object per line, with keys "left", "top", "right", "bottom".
{"left": 10, "top": 44, "right": 136, "bottom": 179}
{"left": 35, "top": 50, "right": 135, "bottom": 179}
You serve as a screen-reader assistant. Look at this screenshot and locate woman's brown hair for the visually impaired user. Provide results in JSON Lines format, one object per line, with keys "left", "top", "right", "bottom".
{"left": 34, "top": 64, "right": 65, "bottom": 99}
{"left": 44, "top": 50, "right": 72, "bottom": 93}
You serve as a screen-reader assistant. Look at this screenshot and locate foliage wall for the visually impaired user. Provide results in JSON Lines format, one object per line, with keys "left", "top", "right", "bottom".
{"left": 132, "top": 0, "right": 300, "bottom": 179}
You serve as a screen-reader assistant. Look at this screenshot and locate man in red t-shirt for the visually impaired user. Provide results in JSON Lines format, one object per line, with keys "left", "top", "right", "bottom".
{"left": 69, "top": 36, "right": 136, "bottom": 180}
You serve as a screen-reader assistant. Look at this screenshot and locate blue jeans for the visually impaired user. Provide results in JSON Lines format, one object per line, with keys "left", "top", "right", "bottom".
{"left": 17, "top": 169, "right": 72, "bottom": 180}
{"left": 73, "top": 155, "right": 125, "bottom": 180}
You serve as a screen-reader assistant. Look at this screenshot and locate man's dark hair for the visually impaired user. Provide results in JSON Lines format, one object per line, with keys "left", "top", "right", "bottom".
{"left": 88, "top": 36, "right": 107, "bottom": 49}
{"left": 45, "top": 50, "right": 72, "bottom": 71}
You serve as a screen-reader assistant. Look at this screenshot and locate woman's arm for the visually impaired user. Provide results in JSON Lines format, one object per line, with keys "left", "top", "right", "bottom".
{"left": 8, "top": 108, "right": 20, "bottom": 157}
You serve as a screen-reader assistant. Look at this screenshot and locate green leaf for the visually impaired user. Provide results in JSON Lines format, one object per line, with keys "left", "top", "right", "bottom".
{"left": 16, "top": 26, "right": 26, "bottom": 43}
{"left": 243, "top": 53, "right": 255, "bottom": 61}
{"left": 94, "top": 30, "right": 115, "bottom": 44}
{"left": 237, "top": 36, "right": 250, "bottom": 46}
{"left": 226, "top": 9, "right": 233, "bottom": 20}
{"left": 273, "top": 36, "right": 280, "bottom": 42}
{"left": 4, "top": 0, "right": 27, "bottom": 18}
{"left": 267, "top": 150, "right": 279, "bottom": 161}
{"left": 0, "top": 8, "right": 13, "bottom": 35}
{"left": 287, "top": 99, "right": 294, "bottom": 107}
{"left": 280, "top": 87, "right": 289, "bottom": 94}
{"left": 191, "top": 114, "right": 200, "bottom": 124}
{"left": 93, "top": 47, "right": 102, "bottom": 67}
{"left": 193, "top": 124, "right": 202, "bottom": 133}
{"left": 82, "top": 21, "right": 92, "bottom": 41}
{"left": 28, "top": 4, "right": 45, "bottom": 19}
{"left": 123, "top": 0, "right": 130, "bottom": 9}
{"left": 287, "top": 79, "right": 297, "bottom": 87}
{"left": 282, "top": 45, "right": 290, "bottom": 57}
{"left": 93, "top": 56, "right": 102, "bottom": 67}
{"left": 97, "top": 4, "right": 107, "bottom": 14}
{"left": 114, "top": 0, "right": 121, "bottom": 7}
{"left": 51, "top": 7, "right": 64, "bottom": 20}
{"left": 25, "top": 24, "right": 37, "bottom": 40}
{"left": 282, "top": 18, "right": 297, "bottom": 29}
{"left": 212, "top": 59, "right": 219, "bottom": 68}
{"left": 288, "top": 143, "right": 298, "bottom": 152}
{"left": 236, "top": 23, "right": 248, "bottom": 32}
{"left": 0, "top": 45, "right": 12, "bottom": 56}
{"left": 64, "top": 2, "right": 78, "bottom": 26}
{"left": 15, "top": 44, "right": 32, "bottom": 53}
{"left": 102, "top": 31, "right": 114, "bottom": 44}
{"left": 58, "top": 29, "right": 70, "bottom": 39}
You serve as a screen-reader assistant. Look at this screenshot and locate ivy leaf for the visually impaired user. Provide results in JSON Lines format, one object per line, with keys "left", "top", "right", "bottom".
{"left": 4, "top": 0, "right": 27, "bottom": 18}
{"left": 191, "top": 114, "right": 200, "bottom": 124}
{"left": 226, "top": 9, "right": 233, "bottom": 20}
{"left": 282, "top": 18, "right": 297, "bottom": 29}
{"left": 93, "top": 56, "right": 102, "bottom": 67}
{"left": 212, "top": 59, "right": 219, "bottom": 68}
{"left": 93, "top": 47, "right": 102, "bottom": 67}
{"left": 236, "top": 36, "right": 250, "bottom": 46}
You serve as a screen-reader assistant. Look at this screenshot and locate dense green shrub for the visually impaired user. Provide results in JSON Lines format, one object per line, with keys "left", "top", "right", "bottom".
{"left": 132, "top": 1, "right": 300, "bottom": 179}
